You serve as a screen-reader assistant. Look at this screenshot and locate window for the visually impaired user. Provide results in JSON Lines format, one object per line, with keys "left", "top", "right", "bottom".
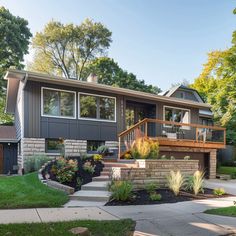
{"left": 79, "top": 93, "right": 116, "bottom": 121}
{"left": 164, "top": 106, "right": 190, "bottom": 128}
{"left": 46, "top": 139, "right": 64, "bottom": 153}
{"left": 42, "top": 88, "right": 76, "bottom": 118}
{"left": 87, "top": 140, "right": 105, "bottom": 151}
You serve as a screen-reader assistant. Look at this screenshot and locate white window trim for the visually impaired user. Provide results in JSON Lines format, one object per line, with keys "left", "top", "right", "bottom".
{"left": 41, "top": 87, "right": 77, "bottom": 119}
{"left": 163, "top": 105, "right": 191, "bottom": 130}
{"left": 78, "top": 92, "right": 116, "bottom": 123}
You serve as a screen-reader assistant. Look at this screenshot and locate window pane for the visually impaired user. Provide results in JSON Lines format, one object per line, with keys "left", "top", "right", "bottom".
{"left": 165, "top": 108, "right": 172, "bottom": 121}
{"left": 60, "top": 92, "right": 75, "bottom": 117}
{"left": 182, "top": 110, "right": 189, "bottom": 123}
{"left": 80, "top": 95, "right": 97, "bottom": 118}
{"left": 43, "top": 89, "right": 60, "bottom": 116}
{"left": 173, "top": 109, "right": 182, "bottom": 122}
{"left": 46, "top": 139, "right": 64, "bottom": 153}
{"left": 100, "top": 97, "right": 115, "bottom": 120}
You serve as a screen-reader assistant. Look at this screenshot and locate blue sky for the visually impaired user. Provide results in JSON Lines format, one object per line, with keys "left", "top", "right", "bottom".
{"left": 1, "top": 0, "right": 235, "bottom": 90}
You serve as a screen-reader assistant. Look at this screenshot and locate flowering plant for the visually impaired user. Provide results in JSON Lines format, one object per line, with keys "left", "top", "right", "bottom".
{"left": 83, "top": 161, "right": 95, "bottom": 174}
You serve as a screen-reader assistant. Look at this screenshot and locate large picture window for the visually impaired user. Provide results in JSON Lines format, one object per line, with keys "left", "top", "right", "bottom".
{"left": 164, "top": 106, "right": 190, "bottom": 128}
{"left": 79, "top": 93, "right": 116, "bottom": 121}
{"left": 42, "top": 88, "right": 76, "bottom": 118}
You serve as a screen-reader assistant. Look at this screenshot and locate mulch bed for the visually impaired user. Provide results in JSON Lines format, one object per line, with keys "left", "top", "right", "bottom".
{"left": 42, "top": 156, "right": 104, "bottom": 191}
{"left": 105, "top": 188, "right": 233, "bottom": 206}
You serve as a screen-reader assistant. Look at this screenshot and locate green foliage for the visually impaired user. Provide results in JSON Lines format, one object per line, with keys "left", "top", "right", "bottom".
{"left": 76, "top": 177, "right": 82, "bottom": 188}
{"left": 123, "top": 153, "right": 132, "bottom": 159}
{"left": 184, "top": 156, "right": 191, "bottom": 160}
{"left": 93, "top": 154, "right": 103, "bottom": 162}
{"left": 54, "top": 158, "right": 78, "bottom": 183}
{"left": 30, "top": 19, "right": 112, "bottom": 79}
{"left": 145, "top": 182, "right": 159, "bottom": 194}
{"left": 160, "top": 155, "right": 167, "bottom": 160}
{"left": 97, "top": 145, "right": 109, "bottom": 155}
{"left": 149, "top": 193, "right": 162, "bottom": 201}
{"left": 130, "top": 137, "right": 159, "bottom": 159}
{"left": 170, "top": 156, "right": 175, "bottom": 160}
{"left": 0, "top": 7, "right": 31, "bottom": 124}
{"left": 24, "top": 155, "right": 51, "bottom": 173}
{"left": 110, "top": 181, "right": 133, "bottom": 201}
{"left": 83, "top": 57, "right": 161, "bottom": 94}
{"left": 186, "top": 171, "right": 204, "bottom": 195}
{"left": 167, "top": 170, "right": 185, "bottom": 196}
{"left": 218, "top": 166, "right": 236, "bottom": 179}
{"left": 205, "top": 206, "right": 236, "bottom": 217}
{"left": 81, "top": 153, "right": 93, "bottom": 161}
{"left": 82, "top": 161, "right": 95, "bottom": 174}
{"left": 213, "top": 188, "right": 226, "bottom": 196}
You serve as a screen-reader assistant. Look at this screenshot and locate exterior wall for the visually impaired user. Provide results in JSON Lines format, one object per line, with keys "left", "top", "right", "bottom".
{"left": 172, "top": 89, "right": 198, "bottom": 102}
{"left": 64, "top": 139, "right": 87, "bottom": 156}
{"left": 112, "top": 160, "right": 199, "bottom": 188}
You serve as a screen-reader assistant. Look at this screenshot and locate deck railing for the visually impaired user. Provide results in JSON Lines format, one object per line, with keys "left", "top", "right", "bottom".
{"left": 118, "top": 118, "right": 226, "bottom": 159}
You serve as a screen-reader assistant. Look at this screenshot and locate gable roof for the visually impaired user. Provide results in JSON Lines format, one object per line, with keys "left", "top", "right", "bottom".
{"left": 0, "top": 126, "right": 17, "bottom": 142}
{"left": 161, "top": 84, "right": 205, "bottom": 103}
{"left": 4, "top": 69, "right": 212, "bottom": 114}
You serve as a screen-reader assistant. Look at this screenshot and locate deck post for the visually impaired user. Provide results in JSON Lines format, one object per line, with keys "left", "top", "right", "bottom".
{"left": 118, "top": 136, "right": 121, "bottom": 161}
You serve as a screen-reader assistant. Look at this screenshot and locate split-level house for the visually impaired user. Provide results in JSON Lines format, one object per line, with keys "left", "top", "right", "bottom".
{"left": 2, "top": 69, "right": 225, "bottom": 177}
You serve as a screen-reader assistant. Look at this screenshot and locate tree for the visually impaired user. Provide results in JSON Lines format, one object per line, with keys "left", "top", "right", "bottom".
{"left": 191, "top": 9, "right": 236, "bottom": 144}
{"left": 83, "top": 57, "right": 161, "bottom": 94}
{"left": 0, "top": 7, "right": 32, "bottom": 124}
{"left": 30, "top": 19, "right": 112, "bottom": 79}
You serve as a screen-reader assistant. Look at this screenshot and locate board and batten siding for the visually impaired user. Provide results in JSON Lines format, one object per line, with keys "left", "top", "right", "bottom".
{"left": 23, "top": 81, "right": 120, "bottom": 141}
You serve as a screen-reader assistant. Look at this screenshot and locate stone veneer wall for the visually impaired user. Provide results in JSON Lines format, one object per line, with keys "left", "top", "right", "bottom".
{"left": 64, "top": 139, "right": 87, "bottom": 156}
{"left": 112, "top": 159, "right": 199, "bottom": 188}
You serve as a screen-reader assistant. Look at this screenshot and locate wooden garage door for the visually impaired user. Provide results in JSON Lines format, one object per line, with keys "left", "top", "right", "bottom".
{"left": 0, "top": 145, "right": 3, "bottom": 174}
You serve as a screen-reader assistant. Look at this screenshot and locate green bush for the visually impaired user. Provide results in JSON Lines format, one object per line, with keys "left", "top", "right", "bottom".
{"left": 24, "top": 155, "right": 51, "bottom": 173}
{"left": 83, "top": 161, "right": 95, "bottom": 174}
{"left": 97, "top": 145, "right": 109, "bottom": 155}
{"left": 145, "top": 182, "right": 159, "bottom": 194}
{"left": 110, "top": 181, "right": 133, "bottom": 201}
{"left": 184, "top": 156, "right": 191, "bottom": 160}
{"left": 213, "top": 188, "right": 226, "bottom": 196}
{"left": 150, "top": 193, "right": 162, "bottom": 201}
{"left": 186, "top": 171, "right": 204, "bottom": 195}
{"left": 93, "top": 154, "right": 103, "bottom": 162}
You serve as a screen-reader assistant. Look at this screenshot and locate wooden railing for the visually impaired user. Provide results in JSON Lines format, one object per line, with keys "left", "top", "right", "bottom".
{"left": 118, "top": 118, "right": 226, "bottom": 159}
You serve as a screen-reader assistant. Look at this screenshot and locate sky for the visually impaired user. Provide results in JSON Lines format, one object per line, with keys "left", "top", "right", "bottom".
{"left": 1, "top": 0, "right": 235, "bottom": 91}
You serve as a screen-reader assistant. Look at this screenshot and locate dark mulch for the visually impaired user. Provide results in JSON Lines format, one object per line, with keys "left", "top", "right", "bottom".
{"left": 42, "top": 156, "right": 104, "bottom": 191}
{"left": 106, "top": 188, "right": 233, "bottom": 206}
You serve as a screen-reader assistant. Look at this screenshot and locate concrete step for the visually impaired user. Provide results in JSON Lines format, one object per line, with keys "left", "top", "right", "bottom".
{"left": 70, "top": 190, "right": 111, "bottom": 202}
{"left": 100, "top": 171, "right": 110, "bottom": 176}
{"left": 81, "top": 181, "right": 108, "bottom": 191}
{"left": 104, "top": 163, "right": 130, "bottom": 168}
{"left": 64, "top": 200, "right": 106, "bottom": 207}
{"left": 93, "top": 176, "right": 110, "bottom": 181}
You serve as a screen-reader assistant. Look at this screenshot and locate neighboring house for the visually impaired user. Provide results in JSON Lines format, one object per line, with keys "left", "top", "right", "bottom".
{"left": 4, "top": 69, "right": 226, "bottom": 178}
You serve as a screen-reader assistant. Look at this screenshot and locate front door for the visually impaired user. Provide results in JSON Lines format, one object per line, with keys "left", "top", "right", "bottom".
{"left": 0, "top": 145, "right": 3, "bottom": 174}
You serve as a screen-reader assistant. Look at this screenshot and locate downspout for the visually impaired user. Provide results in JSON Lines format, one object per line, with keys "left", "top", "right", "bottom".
{"left": 21, "top": 72, "right": 28, "bottom": 174}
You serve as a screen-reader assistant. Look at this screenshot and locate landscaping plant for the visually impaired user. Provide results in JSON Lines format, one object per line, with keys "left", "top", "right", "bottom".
{"left": 110, "top": 180, "right": 133, "bottom": 201}
{"left": 184, "top": 156, "right": 191, "bottom": 160}
{"left": 24, "top": 155, "right": 51, "bottom": 173}
{"left": 145, "top": 182, "right": 159, "bottom": 194}
{"left": 97, "top": 145, "right": 110, "bottom": 155}
{"left": 167, "top": 170, "right": 185, "bottom": 196}
{"left": 186, "top": 171, "right": 204, "bottom": 195}
{"left": 150, "top": 193, "right": 162, "bottom": 201}
{"left": 93, "top": 154, "right": 103, "bottom": 162}
{"left": 83, "top": 161, "right": 95, "bottom": 174}
{"left": 213, "top": 188, "right": 226, "bottom": 196}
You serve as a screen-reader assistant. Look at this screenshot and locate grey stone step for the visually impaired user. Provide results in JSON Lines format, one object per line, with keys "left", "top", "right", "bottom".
{"left": 70, "top": 190, "right": 111, "bottom": 201}
{"left": 81, "top": 181, "right": 109, "bottom": 191}
{"left": 64, "top": 200, "right": 106, "bottom": 207}
{"left": 93, "top": 176, "right": 110, "bottom": 181}
{"left": 100, "top": 171, "right": 110, "bottom": 176}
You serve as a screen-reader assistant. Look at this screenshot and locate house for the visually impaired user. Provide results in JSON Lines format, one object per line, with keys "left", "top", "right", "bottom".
{"left": 4, "top": 69, "right": 226, "bottom": 178}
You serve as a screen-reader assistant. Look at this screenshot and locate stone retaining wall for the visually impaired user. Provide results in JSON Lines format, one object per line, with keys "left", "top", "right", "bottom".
{"left": 112, "top": 159, "right": 199, "bottom": 188}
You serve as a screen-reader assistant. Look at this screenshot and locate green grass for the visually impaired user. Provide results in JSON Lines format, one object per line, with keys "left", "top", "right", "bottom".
{"left": 205, "top": 206, "right": 236, "bottom": 217}
{"left": 217, "top": 166, "right": 236, "bottom": 179}
{"left": 0, "top": 172, "right": 69, "bottom": 209}
{"left": 0, "top": 219, "right": 135, "bottom": 236}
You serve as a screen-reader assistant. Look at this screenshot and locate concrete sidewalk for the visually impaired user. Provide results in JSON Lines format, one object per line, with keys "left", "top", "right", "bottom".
{"left": 205, "top": 179, "right": 236, "bottom": 195}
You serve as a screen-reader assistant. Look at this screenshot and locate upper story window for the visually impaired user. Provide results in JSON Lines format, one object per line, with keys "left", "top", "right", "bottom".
{"left": 79, "top": 93, "right": 116, "bottom": 122}
{"left": 164, "top": 106, "right": 190, "bottom": 129}
{"left": 42, "top": 87, "right": 76, "bottom": 119}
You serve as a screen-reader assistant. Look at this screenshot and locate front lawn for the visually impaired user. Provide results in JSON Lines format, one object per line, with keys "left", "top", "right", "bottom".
{"left": 217, "top": 166, "right": 236, "bottom": 179}
{"left": 0, "top": 172, "right": 69, "bottom": 209}
{"left": 0, "top": 219, "right": 135, "bottom": 236}
{"left": 205, "top": 206, "right": 236, "bottom": 217}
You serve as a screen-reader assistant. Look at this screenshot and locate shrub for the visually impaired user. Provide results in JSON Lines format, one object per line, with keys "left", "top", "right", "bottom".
{"left": 167, "top": 170, "right": 185, "bottom": 196}
{"left": 93, "top": 154, "right": 103, "bottom": 162}
{"left": 184, "top": 156, "right": 191, "bottom": 160}
{"left": 130, "top": 137, "right": 159, "bottom": 159}
{"left": 213, "top": 188, "right": 226, "bottom": 196}
{"left": 55, "top": 158, "right": 78, "bottom": 183}
{"left": 145, "top": 182, "right": 159, "bottom": 194}
{"left": 150, "top": 193, "right": 162, "bottom": 201}
{"left": 83, "top": 161, "right": 95, "bottom": 174}
{"left": 170, "top": 156, "right": 175, "bottom": 160}
{"left": 24, "top": 155, "right": 51, "bottom": 173}
{"left": 186, "top": 171, "right": 204, "bottom": 195}
{"left": 110, "top": 181, "right": 133, "bottom": 201}
{"left": 81, "top": 153, "right": 93, "bottom": 161}
{"left": 124, "top": 153, "right": 132, "bottom": 159}
{"left": 97, "top": 145, "right": 109, "bottom": 155}
{"left": 76, "top": 177, "right": 83, "bottom": 188}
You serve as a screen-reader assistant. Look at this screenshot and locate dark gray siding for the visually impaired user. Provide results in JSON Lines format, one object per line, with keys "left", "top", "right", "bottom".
{"left": 24, "top": 81, "right": 118, "bottom": 141}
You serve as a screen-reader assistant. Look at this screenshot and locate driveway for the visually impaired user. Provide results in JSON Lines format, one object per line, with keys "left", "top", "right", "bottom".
{"left": 102, "top": 197, "right": 236, "bottom": 236}
{"left": 205, "top": 179, "right": 236, "bottom": 195}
